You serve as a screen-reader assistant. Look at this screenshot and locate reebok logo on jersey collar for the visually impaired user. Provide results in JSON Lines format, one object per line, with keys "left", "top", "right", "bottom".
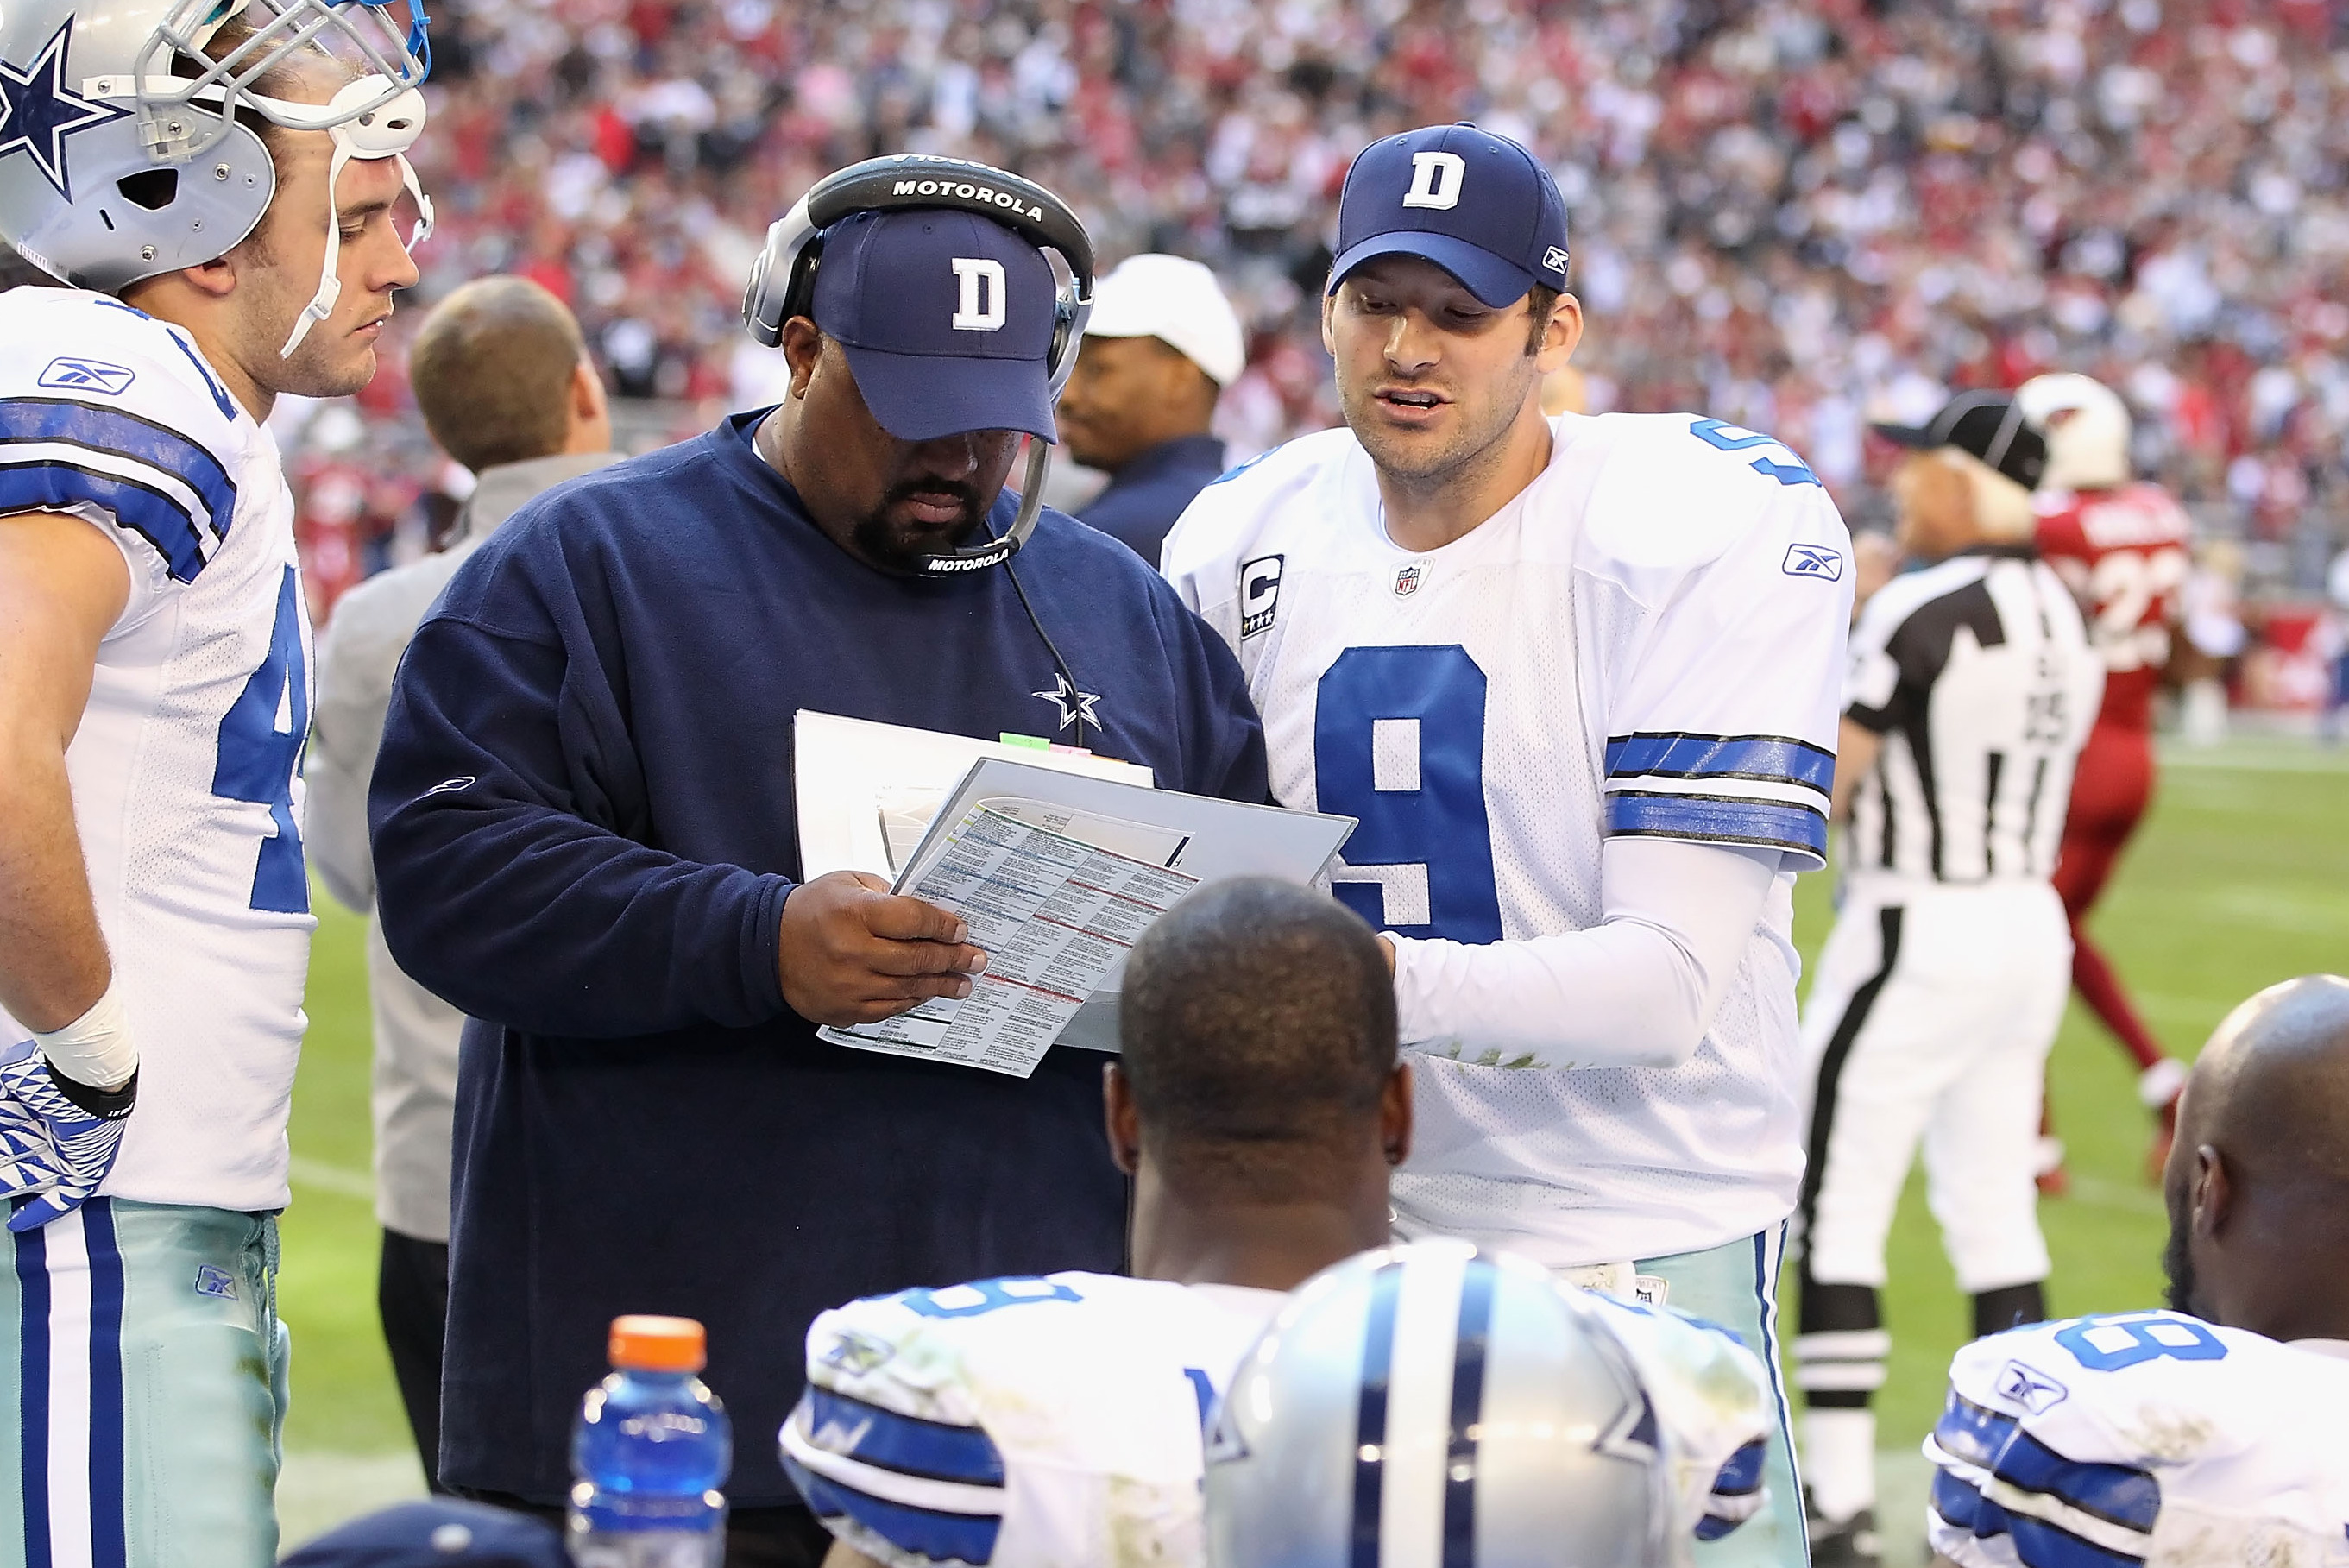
{"left": 38, "top": 356, "right": 135, "bottom": 395}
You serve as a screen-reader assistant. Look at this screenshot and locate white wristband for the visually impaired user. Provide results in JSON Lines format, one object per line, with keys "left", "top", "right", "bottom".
{"left": 32, "top": 980, "right": 138, "bottom": 1090}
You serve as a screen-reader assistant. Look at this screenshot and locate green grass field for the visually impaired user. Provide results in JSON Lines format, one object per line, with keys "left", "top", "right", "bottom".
{"left": 273, "top": 740, "right": 2349, "bottom": 1550}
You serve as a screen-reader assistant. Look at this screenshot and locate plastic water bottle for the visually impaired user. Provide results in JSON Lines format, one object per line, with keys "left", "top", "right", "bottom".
{"left": 568, "top": 1314, "right": 732, "bottom": 1568}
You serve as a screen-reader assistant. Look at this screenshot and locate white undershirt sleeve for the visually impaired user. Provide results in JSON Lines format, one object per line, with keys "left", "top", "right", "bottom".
{"left": 1385, "top": 836, "right": 1781, "bottom": 1071}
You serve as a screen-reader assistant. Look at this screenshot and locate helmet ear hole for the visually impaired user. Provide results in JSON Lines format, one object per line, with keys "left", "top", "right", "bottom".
{"left": 117, "top": 170, "right": 179, "bottom": 211}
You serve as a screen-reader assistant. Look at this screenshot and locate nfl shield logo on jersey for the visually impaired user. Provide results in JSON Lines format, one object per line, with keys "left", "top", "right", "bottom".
{"left": 1993, "top": 1357, "right": 2069, "bottom": 1414}
{"left": 1392, "top": 562, "right": 1426, "bottom": 598}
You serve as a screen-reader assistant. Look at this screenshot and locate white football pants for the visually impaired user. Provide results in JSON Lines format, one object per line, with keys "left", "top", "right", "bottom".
{"left": 1798, "top": 877, "right": 2072, "bottom": 1294}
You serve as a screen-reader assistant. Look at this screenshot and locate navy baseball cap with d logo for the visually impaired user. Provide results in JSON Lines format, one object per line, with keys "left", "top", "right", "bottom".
{"left": 1329, "top": 123, "right": 1571, "bottom": 309}
{"left": 811, "top": 207, "right": 1060, "bottom": 443}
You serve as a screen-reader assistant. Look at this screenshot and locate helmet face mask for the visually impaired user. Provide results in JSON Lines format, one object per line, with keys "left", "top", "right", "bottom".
{"left": 0, "top": 0, "right": 430, "bottom": 294}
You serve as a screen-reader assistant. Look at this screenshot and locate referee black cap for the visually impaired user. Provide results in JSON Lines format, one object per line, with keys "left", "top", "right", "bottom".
{"left": 1871, "top": 390, "right": 2048, "bottom": 490}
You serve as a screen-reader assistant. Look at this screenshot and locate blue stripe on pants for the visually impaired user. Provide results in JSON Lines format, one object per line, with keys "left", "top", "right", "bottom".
{"left": 85, "top": 1204, "right": 126, "bottom": 1568}
{"left": 14, "top": 1213, "right": 49, "bottom": 1568}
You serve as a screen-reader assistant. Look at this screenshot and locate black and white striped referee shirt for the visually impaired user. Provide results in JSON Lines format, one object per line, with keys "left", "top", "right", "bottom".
{"left": 1842, "top": 545, "right": 2104, "bottom": 882}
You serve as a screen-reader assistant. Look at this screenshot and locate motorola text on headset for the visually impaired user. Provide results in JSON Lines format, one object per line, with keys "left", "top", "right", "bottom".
{"left": 742, "top": 154, "right": 1096, "bottom": 579}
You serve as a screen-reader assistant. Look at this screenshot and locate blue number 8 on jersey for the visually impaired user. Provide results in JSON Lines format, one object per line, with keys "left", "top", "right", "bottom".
{"left": 2054, "top": 1312, "right": 2229, "bottom": 1371}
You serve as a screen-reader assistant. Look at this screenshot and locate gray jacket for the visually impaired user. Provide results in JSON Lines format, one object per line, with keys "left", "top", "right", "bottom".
{"left": 306, "top": 451, "right": 620, "bottom": 1241}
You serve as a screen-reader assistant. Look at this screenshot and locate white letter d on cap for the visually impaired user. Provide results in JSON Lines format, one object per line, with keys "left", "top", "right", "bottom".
{"left": 951, "top": 257, "right": 1006, "bottom": 331}
{"left": 1401, "top": 151, "right": 1465, "bottom": 211}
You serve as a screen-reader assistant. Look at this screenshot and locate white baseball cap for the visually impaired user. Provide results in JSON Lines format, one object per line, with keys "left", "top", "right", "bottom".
{"left": 1082, "top": 254, "right": 1247, "bottom": 387}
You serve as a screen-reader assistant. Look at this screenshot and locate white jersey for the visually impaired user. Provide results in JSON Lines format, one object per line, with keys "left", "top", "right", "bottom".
{"left": 1925, "top": 1311, "right": 2349, "bottom": 1568}
{"left": 0, "top": 287, "right": 312, "bottom": 1212}
{"left": 782, "top": 1272, "right": 1284, "bottom": 1568}
{"left": 782, "top": 1270, "right": 1776, "bottom": 1567}
{"left": 1575, "top": 1292, "right": 1778, "bottom": 1544}
{"left": 1163, "top": 414, "right": 1853, "bottom": 1263}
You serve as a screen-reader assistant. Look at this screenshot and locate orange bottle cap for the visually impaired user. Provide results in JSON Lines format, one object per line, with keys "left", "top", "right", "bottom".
{"left": 608, "top": 1314, "right": 707, "bottom": 1373}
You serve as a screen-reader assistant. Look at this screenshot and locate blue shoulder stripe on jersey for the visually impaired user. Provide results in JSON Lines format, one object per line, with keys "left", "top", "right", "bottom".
{"left": 1606, "top": 792, "right": 1829, "bottom": 858}
{"left": 2008, "top": 1514, "right": 2146, "bottom": 1568}
{"left": 1932, "top": 1467, "right": 2002, "bottom": 1538}
{"left": 801, "top": 1388, "right": 1006, "bottom": 1488}
{"left": 789, "top": 1464, "right": 1003, "bottom": 1566}
{"left": 1712, "top": 1439, "right": 1767, "bottom": 1498}
{"left": 1604, "top": 733, "right": 1836, "bottom": 792}
{"left": 1934, "top": 1471, "right": 2149, "bottom": 1568}
{"left": 0, "top": 460, "right": 211, "bottom": 582}
{"left": 0, "top": 397, "right": 236, "bottom": 528}
{"left": 1932, "top": 1394, "right": 2018, "bottom": 1470}
{"left": 1993, "top": 1428, "right": 2159, "bottom": 1533}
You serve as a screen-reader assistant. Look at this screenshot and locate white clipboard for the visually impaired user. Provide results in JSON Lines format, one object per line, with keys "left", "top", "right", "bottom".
{"left": 792, "top": 710, "right": 1153, "bottom": 881}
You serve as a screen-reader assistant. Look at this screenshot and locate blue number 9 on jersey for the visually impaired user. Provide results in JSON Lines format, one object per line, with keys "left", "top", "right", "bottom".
{"left": 1690, "top": 418, "right": 1821, "bottom": 488}
{"left": 1313, "top": 645, "right": 1503, "bottom": 942}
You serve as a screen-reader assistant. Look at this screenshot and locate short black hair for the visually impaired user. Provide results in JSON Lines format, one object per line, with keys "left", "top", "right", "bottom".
{"left": 1525, "top": 283, "right": 1560, "bottom": 354}
{"left": 1118, "top": 878, "right": 1397, "bottom": 1199}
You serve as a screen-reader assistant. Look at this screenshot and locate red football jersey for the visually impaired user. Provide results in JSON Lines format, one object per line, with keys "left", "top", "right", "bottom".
{"left": 2037, "top": 482, "right": 2191, "bottom": 732}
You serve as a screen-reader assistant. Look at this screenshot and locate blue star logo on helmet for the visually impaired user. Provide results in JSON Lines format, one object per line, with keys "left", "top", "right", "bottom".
{"left": 0, "top": 18, "right": 131, "bottom": 201}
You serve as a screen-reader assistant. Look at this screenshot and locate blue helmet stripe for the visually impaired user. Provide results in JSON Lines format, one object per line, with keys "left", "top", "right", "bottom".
{"left": 1349, "top": 1261, "right": 1405, "bottom": 1568}
{"left": 1439, "top": 1260, "right": 1496, "bottom": 1568}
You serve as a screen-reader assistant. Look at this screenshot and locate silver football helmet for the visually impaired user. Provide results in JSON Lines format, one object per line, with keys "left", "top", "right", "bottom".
{"left": 0, "top": 0, "right": 431, "bottom": 306}
{"left": 1206, "top": 1240, "right": 1685, "bottom": 1568}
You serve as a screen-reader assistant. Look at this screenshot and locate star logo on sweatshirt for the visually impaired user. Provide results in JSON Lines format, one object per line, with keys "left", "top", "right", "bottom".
{"left": 1030, "top": 674, "right": 1101, "bottom": 733}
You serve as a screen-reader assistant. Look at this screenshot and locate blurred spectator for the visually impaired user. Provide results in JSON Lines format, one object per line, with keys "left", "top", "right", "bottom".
{"left": 1057, "top": 253, "right": 1245, "bottom": 561}
{"left": 305, "top": 276, "right": 618, "bottom": 1491}
{"left": 39, "top": 0, "right": 2332, "bottom": 627}
{"left": 2327, "top": 545, "right": 2349, "bottom": 740}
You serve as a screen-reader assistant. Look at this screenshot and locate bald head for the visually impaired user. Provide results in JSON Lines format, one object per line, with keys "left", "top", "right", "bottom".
{"left": 2162, "top": 975, "right": 2349, "bottom": 1339}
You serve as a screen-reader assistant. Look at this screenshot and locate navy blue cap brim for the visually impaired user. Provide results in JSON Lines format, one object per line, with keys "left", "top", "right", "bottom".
{"left": 837, "top": 342, "right": 1058, "bottom": 444}
{"left": 1326, "top": 232, "right": 1535, "bottom": 310}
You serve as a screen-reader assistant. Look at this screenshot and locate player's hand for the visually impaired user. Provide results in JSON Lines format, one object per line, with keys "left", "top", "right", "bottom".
{"left": 0, "top": 1039, "right": 136, "bottom": 1231}
{"left": 779, "top": 871, "right": 989, "bottom": 1027}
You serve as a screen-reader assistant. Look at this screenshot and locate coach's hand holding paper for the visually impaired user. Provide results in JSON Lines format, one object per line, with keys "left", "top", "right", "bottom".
{"left": 776, "top": 870, "right": 989, "bottom": 1026}
{"left": 817, "top": 757, "right": 1355, "bottom": 1075}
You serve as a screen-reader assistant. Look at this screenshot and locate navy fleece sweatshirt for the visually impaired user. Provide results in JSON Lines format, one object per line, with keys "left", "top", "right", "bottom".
{"left": 369, "top": 412, "right": 1266, "bottom": 1504}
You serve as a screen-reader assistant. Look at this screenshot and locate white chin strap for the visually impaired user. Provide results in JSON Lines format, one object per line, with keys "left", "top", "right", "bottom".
{"left": 278, "top": 77, "right": 434, "bottom": 358}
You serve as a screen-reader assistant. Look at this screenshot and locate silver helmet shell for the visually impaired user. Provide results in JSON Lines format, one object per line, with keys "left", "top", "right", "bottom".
{"left": 2016, "top": 372, "right": 2133, "bottom": 491}
{"left": 0, "top": 0, "right": 428, "bottom": 292}
{"left": 1206, "top": 1241, "right": 1685, "bottom": 1568}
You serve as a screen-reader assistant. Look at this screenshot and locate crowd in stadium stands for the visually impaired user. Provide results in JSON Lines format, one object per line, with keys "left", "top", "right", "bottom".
{"left": 261, "top": 0, "right": 2348, "bottom": 644}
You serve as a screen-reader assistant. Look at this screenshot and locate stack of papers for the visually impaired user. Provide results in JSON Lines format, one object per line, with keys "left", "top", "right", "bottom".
{"left": 805, "top": 746, "right": 1356, "bottom": 1077}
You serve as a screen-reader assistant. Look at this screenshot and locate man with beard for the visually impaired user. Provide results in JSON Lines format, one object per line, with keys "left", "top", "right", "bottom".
{"left": 1924, "top": 974, "right": 2349, "bottom": 1567}
{"left": 370, "top": 178, "right": 1265, "bottom": 1565}
{"left": 1164, "top": 123, "right": 1853, "bottom": 1568}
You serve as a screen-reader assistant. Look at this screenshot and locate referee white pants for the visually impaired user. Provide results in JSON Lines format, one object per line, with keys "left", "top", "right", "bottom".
{"left": 1798, "top": 878, "right": 2071, "bottom": 1294}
